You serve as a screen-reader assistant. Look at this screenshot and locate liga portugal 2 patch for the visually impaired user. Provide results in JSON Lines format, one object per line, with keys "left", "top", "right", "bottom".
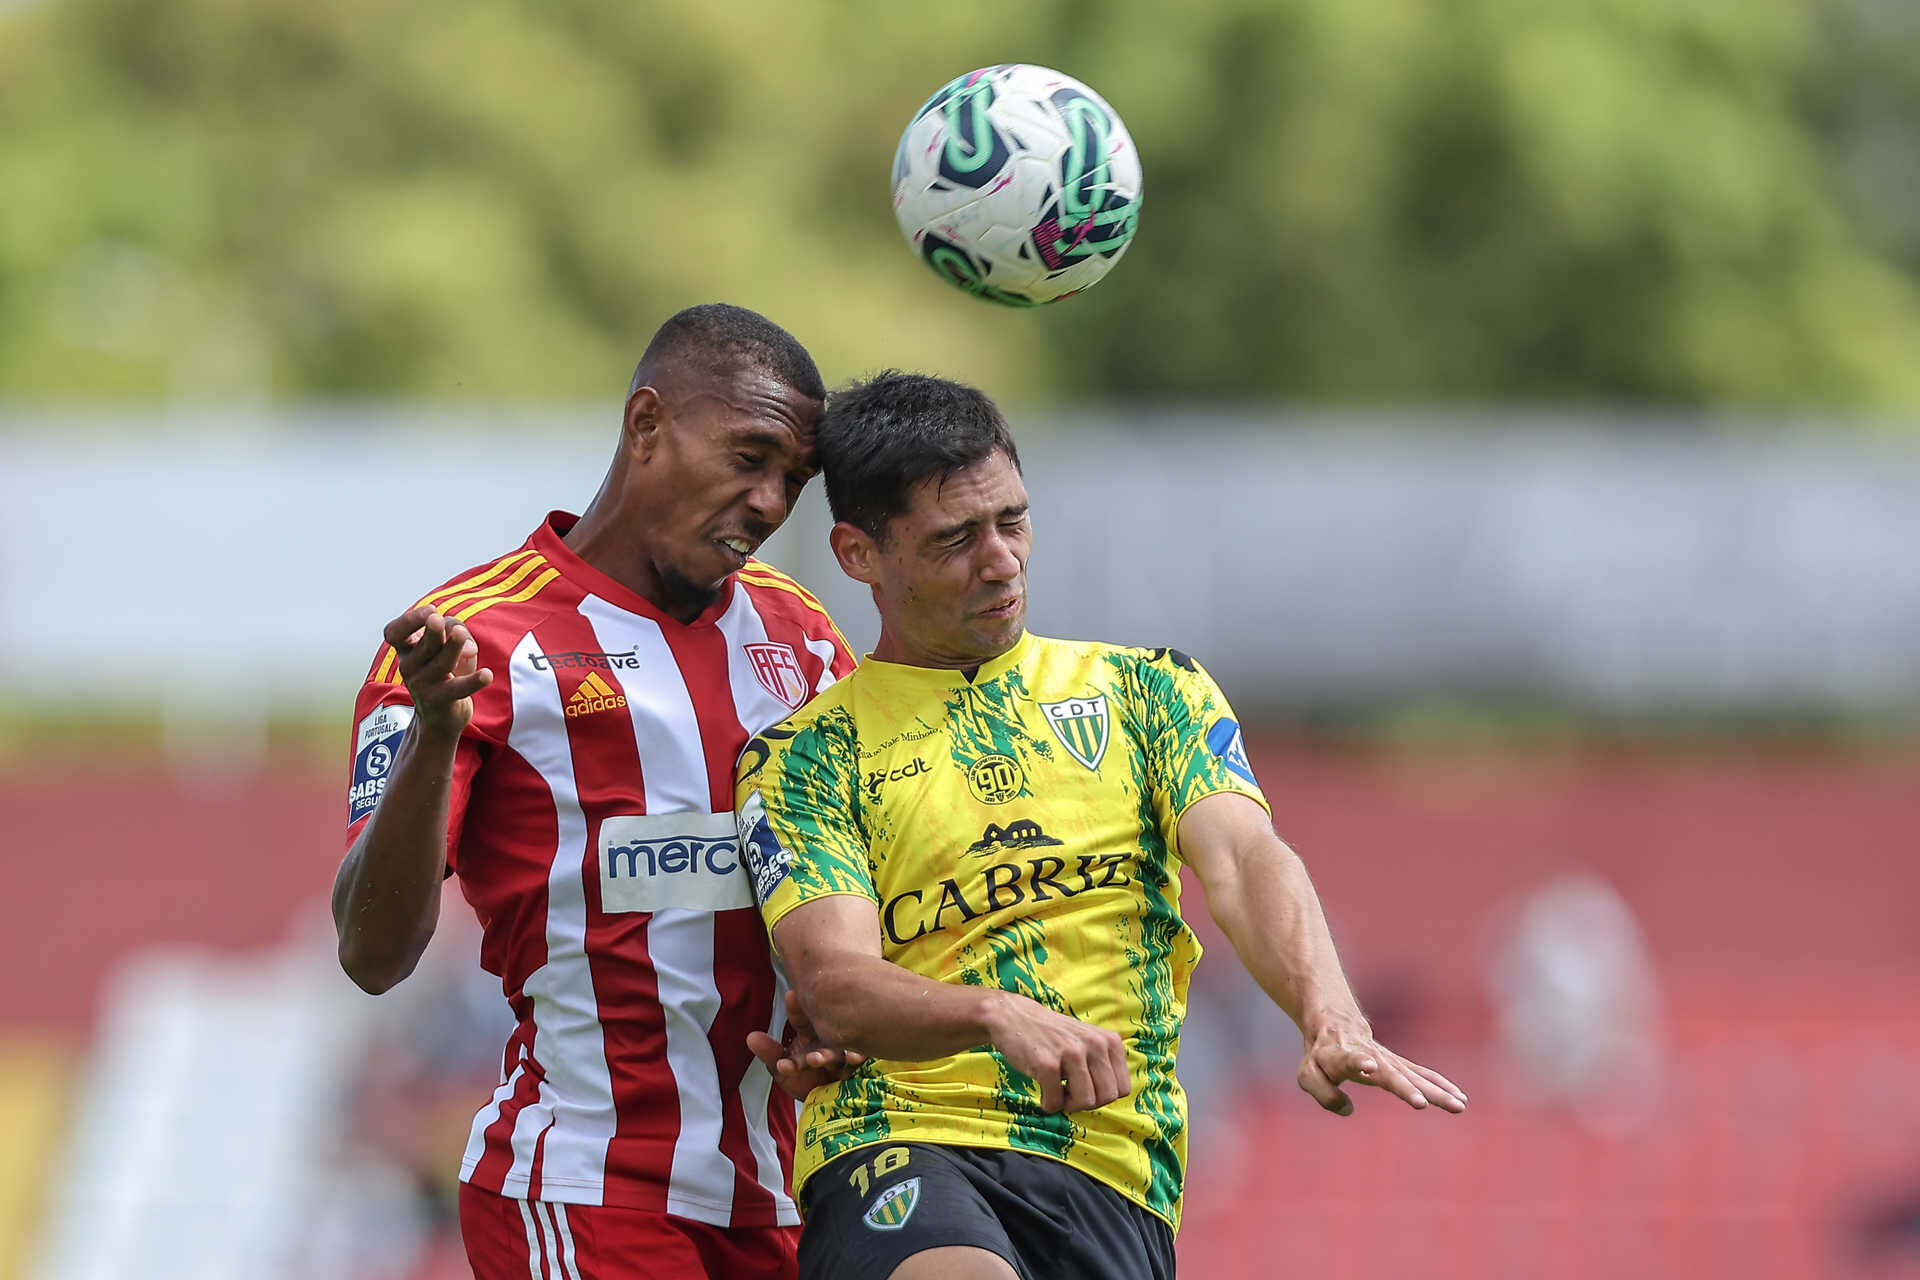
{"left": 863, "top": 1178, "right": 922, "bottom": 1231}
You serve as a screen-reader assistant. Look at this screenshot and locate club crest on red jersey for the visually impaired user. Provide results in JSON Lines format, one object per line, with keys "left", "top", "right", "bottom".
{"left": 745, "top": 642, "right": 808, "bottom": 709}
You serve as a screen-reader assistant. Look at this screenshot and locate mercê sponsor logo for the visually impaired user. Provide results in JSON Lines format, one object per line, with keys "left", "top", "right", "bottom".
{"left": 597, "top": 812, "right": 753, "bottom": 913}
{"left": 605, "top": 835, "right": 737, "bottom": 878}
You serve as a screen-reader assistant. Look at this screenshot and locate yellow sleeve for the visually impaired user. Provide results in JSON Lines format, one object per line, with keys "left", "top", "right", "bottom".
{"left": 734, "top": 709, "right": 877, "bottom": 934}
{"left": 1133, "top": 648, "right": 1271, "bottom": 856}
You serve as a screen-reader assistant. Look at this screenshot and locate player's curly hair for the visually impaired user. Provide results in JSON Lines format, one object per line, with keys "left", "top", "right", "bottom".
{"left": 816, "top": 371, "right": 1023, "bottom": 542}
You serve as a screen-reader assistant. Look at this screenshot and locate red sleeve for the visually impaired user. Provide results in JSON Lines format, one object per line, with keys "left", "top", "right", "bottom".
{"left": 344, "top": 649, "right": 504, "bottom": 875}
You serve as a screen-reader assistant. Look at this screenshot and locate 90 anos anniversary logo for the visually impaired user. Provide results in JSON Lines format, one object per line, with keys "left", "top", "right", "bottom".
{"left": 965, "top": 753, "right": 1026, "bottom": 804}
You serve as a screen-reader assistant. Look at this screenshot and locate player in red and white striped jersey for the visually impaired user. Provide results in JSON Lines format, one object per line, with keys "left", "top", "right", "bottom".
{"left": 332, "top": 305, "right": 856, "bottom": 1280}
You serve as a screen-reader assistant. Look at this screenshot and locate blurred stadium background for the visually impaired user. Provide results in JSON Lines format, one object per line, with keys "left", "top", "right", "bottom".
{"left": 3, "top": 0, "right": 1918, "bottom": 1277}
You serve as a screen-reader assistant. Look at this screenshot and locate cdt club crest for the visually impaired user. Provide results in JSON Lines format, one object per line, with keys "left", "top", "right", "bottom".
{"left": 1040, "top": 695, "right": 1109, "bottom": 771}
{"left": 745, "top": 643, "right": 808, "bottom": 709}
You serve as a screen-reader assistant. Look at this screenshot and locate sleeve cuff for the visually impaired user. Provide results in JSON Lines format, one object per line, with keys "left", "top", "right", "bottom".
{"left": 762, "top": 886, "right": 883, "bottom": 936}
{"left": 1168, "top": 784, "right": 1271, "bottom": 862}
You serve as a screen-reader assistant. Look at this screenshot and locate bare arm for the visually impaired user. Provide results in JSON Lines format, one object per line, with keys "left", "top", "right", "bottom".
{"left": 770, "top": 894, "right": 1131, "bottom": 1114}
{"left": 332, "top": 606, "right": 492, "bottom": 994}
{"left": 1179, "top": 791, "right": 1466, "bottom": 1116}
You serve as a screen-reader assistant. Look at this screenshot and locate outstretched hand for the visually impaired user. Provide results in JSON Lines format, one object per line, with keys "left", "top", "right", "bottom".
{"left": 748, "top": 990, "right": 866, "bottom": 1101}
{"left": 1298, "top": 1020, "right": 1467, "bottom": 1117}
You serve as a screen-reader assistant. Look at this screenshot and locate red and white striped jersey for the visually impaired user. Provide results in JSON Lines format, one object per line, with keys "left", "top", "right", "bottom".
{"left": 345, "top": 512, "right": 856, "bottom": 1227}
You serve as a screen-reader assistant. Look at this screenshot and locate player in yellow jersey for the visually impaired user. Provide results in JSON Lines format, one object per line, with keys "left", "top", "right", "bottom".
{"left": 736, "top": 373, "right": 1465, "bottom": 1280}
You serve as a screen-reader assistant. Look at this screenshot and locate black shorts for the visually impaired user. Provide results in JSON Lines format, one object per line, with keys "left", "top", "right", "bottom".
{"left": 798, "top": 1142, "right": 1176, "bottom": 1280}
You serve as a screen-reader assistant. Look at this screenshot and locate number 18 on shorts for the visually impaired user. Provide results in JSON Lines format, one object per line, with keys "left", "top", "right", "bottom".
{"left": 798, "top": 1143, "right": 1174, "bottom": 1280}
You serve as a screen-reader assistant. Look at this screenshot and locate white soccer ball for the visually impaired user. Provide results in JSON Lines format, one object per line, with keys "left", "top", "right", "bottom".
{"left": 891, "top": 64, "right": 1143, "bottom": 307}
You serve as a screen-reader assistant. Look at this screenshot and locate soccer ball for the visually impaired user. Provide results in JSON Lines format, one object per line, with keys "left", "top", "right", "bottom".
{"left": 891, "top": 64, "right": 1143, "bottom": 307}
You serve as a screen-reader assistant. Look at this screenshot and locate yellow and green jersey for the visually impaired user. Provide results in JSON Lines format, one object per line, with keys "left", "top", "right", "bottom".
{"left": 733, "top": 631, "right": 1269, "bottom": 1230}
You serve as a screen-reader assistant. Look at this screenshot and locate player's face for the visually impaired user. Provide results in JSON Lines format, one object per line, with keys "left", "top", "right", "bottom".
{"left": 865, "top": 449, "right": 1031, "bottom": 669}
{"left": 642, "top": 370, "right": 821, "bottom": 600}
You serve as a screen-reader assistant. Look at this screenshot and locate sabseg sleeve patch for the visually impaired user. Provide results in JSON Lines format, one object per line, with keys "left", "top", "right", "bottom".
{"left": 736, "top": 789, "right": 795, "bottom": 906}
{"left": 349, "top": 703, "right": 414, "bottom": 824}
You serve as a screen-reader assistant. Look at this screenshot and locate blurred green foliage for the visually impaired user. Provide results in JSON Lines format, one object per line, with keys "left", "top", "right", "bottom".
{"left": 0, "top": 0, "right": 1916, "bottom": 409}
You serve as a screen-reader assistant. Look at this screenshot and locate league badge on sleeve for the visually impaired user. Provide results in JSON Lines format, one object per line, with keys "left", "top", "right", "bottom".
{"left": 736, "top": 790, "right": 795, "bottom": 904}
{"left": 349, "top": 703, "right": 414, "bottom": 823}
{"left": 1205, "top": 716, "right": 1258, "bottom": 788}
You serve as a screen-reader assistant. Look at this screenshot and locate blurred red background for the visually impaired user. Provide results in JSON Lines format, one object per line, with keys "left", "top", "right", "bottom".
{"left": 6, "top": 737, "right": 1917, "bottom": 1278}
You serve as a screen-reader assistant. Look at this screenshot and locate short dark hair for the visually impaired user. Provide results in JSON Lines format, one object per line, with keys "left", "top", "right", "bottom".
{"left": 817, "top": 371, "right": 1023, "bottom": 540}
{"left": 631, "top": 303, "right": 825, "bottom": 403}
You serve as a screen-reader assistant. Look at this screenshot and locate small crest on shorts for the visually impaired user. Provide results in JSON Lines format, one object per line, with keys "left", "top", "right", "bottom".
{"left": 745, "top": 642, "right": 808, "bottom": 709}
{"left": 863, "top": 1177, "right": 921, "bottom": 1231}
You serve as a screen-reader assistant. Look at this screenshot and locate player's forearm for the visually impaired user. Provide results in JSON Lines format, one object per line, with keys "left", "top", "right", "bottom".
{"left": 791, "top": 951, "right": 1007, "bottom": 1062}
{"left": 331, "top": 724, "right": 458, "bottom": 993}
{"left": 1211, "top": 839, "right": 1369, "bottom": 1039}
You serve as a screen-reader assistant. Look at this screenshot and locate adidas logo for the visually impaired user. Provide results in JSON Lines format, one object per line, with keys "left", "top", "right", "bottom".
{"left": 566, "top": 671, "right": 628, "bottom": 719}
